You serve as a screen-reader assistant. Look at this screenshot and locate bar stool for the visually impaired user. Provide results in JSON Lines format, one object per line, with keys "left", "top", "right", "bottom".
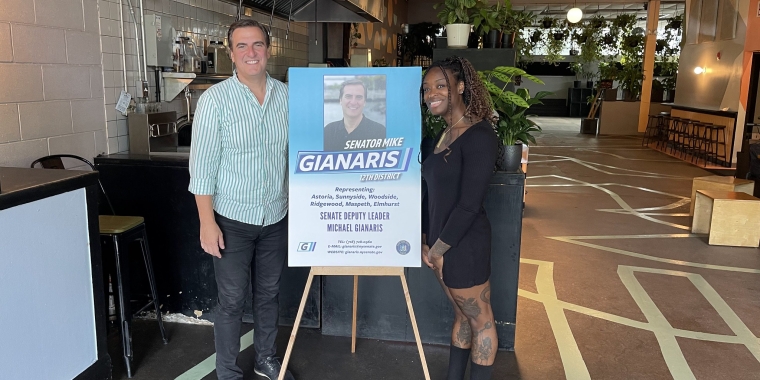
{"left": 702, "top": 124, "right": 727, "bottom": 166}
{"left": 666, "top": 117, "right": 686, "bottom": 155}
{"left": 100, "top": 215, "right": 168, "bottom": 378}
{"left": 680, "top": 120, "right": 703, "bottom": 163}
{"left": 642, "top": 115, "right": 663, "bottom": 147}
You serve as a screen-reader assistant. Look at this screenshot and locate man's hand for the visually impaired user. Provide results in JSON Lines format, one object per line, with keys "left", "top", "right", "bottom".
{"left": 422, "top": 244, "right": 433, "bottom": 269}
{"left": 200, "top": 221, "right": 225, "bottom": 258}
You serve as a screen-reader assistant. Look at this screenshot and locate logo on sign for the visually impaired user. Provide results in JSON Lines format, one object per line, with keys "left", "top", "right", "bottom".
{"left": 396, "top": 240, "right": 411, "bottom": 255}
{"left": 297, "top": 242, "right": 317, "bottom": 252}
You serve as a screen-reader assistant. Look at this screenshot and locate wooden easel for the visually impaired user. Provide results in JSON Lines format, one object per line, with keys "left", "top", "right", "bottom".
{"left": 278, "top": 266, "right": 431, "bottom": 380}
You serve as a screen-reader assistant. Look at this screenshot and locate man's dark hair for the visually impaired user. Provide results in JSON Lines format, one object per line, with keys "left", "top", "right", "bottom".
{"left": 227, "top": 19, "right": 270, "bottom": 47}
{"left": 339, "top": 79, "right": 367, "bottom": 100}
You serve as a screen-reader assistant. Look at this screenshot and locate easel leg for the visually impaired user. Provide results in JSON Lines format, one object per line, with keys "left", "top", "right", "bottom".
{"left": 399, "top": 272, "right": 431, "bottom": 380}
{"left": 279, "top": 269, "right": 315, "bottom": 380}
{"left": 352, "top": 275, "right": 358, "bottom": 353}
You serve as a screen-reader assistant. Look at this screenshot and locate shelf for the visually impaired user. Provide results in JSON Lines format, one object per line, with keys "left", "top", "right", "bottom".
{"left": 162, "top": 72, "right": 195, "bottom": 101}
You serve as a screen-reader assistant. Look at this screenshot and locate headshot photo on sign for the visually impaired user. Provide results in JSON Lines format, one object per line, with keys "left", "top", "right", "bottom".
{"left": 323, "top": 75, "right": 387, "bottom": 151}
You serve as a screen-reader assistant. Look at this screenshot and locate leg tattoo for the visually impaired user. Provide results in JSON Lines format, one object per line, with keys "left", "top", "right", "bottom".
{"left": 455, "top": 317, "right": 472, "bottom": 346}
{"left": 480, "top": 285, "right": 491, "bottom": 304}
{"left": 472, "top": 321, "right": 494, "bottom": 364}
{"left": 454, "top": 296, "right": 482, "bottom": 319}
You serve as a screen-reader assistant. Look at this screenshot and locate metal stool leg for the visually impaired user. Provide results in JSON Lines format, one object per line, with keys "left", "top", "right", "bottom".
{"left": 138, "top": 229, "right": 169, "bottom": 344}
{"left": 113, "top": 235, "right": 133, "bottom": 378}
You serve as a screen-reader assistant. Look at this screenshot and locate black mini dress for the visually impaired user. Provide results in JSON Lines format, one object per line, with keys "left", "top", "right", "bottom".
{"left": 421, "top": 120, "right": 499, "bottom": 289}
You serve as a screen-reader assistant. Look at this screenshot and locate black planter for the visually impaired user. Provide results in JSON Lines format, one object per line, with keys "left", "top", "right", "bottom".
{"left": 580, "top": 118, "right": 598, "bottom": 135}
{"left": 530, "top": 32, "right": 541, "bottom": 43}
{"left": 542, "top": 20, "right": 553, "bottom": 29}
{"left": 573, "top": 80, "right": 581, "bottom": 88}
{"left": 651, "top": 89, "right": 664, "bottom": 103}
{"left": 622, "top": 89, "right": 637, "bottom": 102}
{"left": 501, "top": 144, "right": 522, "bottom": 172}
{"left": 586, "top": 81, "right": 594, "bottom": 89}
{"left": 468, "top": 32, "right": 480, "bottom": 48}
{"left": 553, "top": 32, "right": 565, "bottom": 41}
{"left": 485, "top": 30, "right": 499, "bottom": 48}
{"left": 501, "top": 32, "right": 516, "bottom": 48}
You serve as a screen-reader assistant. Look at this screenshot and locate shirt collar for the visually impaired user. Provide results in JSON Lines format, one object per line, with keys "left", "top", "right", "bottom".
{"left": 232, "top": 70, "right": 274, "bottom": 92}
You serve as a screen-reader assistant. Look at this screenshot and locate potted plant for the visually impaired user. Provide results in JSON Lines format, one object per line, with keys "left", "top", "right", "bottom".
{"left": 544, "top": 28, "right": 564, "bottom": 65}
{"left": 651, "top": 78, "right": 664, "bottom": 102}
{"left": 662, "top": 74, "right": 677, "bottom": 102}
{"left": 471, "top": 1, "right": 501, "bottom": 48}
{"left": 478, "top": 66, "right": 550, "bottom": 171}
{"left": 665, "top": 13, "right": 683, "bottom": 31}
{"left": 501, "top": 9, "right": 534, "bottom": 49}
{"left": 569, "top": 62, "right": 583, "bottom": 88}
{"left": 590, "top": 15, "right": 606, "bottom": 29}
{"left": 540, "top": 16, "right": 555, "bottom": 29}
{"left": 618, "top": 61, "right": 643, "bottom": 101}
{"left": 434, "top": 0, "right": 481, "bottom": 48}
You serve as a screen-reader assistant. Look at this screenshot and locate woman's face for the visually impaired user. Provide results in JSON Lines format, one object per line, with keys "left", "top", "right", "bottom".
{"left": 422, "top": 67, "right": 464, "bottom": 117}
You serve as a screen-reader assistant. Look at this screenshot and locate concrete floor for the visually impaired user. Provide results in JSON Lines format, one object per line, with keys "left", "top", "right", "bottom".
{"left": 109, "top": 121, "right": 760, "bottom": 379}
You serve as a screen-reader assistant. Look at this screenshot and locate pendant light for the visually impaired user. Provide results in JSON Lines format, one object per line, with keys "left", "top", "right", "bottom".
{"left": 567, "top": 3, "right": 583, "bottom": 24}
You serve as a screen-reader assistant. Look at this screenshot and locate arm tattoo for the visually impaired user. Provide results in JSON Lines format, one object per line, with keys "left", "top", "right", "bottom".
{"left": 428, "top": 239, "right": 451, "bottom": 258}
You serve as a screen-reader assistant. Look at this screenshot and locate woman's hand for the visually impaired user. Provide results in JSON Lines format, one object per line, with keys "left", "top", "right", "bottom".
{"left": 421, "top": 244, "right": 433, "bottom": 269}
{"left": 430, "top": 255, "right": 444, "bottom": 280}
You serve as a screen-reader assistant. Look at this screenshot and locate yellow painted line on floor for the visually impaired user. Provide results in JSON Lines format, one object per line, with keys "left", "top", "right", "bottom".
{"left": 531, "top": 154, "right": 691, "bottom": 179}
{"left": 531, "top": 175, "right": 691, "bottom": 230}
{"left": 175, "top": 329, "right": 254, "bottom": 380}
{"left": 617, "top": 266, "right": 697, "bottom": 380}
{"left": 549, "top": 236, "right": 760, "bottom": 274}
{"left": 519, "top": 260, "right": 760, "bottom": 379}
{"left": 522, "top": 259, "right": 591, "bottom": 380}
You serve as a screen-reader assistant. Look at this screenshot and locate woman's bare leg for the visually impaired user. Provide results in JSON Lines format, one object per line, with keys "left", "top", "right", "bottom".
{"left": 449, "top": 281, "right": 497, "bottom": 366}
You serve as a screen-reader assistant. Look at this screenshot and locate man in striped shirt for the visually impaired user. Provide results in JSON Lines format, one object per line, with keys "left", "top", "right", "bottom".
{"left": 189, "top": 19, "right": 294, "bottom": 380}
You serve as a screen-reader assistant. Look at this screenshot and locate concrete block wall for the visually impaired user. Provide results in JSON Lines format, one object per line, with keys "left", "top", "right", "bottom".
{"left": 101, "top": 0, "right": 310, "bottom": 153}
{"left": 0, "top": 0, "right": 107, "bottom": 168}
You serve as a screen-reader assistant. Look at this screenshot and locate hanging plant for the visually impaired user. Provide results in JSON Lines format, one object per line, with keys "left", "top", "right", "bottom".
{"left": 656, "top": 39, "right": 667, "bottom": 53}
{"left": 612, "top": 14, "right": 637, "bottom": 30}
{"left": 590, "top": 15, "right": 606, "bottom": 29}
{"left": 530, "top": 29, "right": 542, "bottom": 43}
{"left": 553, "top": 31, "right": 566, "bottom": 41}
{"left": 602, "top": 33, "right": 616, "bottom": 46}
{"left": 623, "top": 34, "right": 643, "bottom": 48}
{"left": 541, "top": 16, "right": 555, "bottom": 29}
{"left": 665, "top": 14, "right": 683, "bottom": 31}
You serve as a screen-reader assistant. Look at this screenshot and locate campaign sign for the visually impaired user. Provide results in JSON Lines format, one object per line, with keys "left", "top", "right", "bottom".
{"left": 288, "top": 67, "right": 422, "bottom": 267}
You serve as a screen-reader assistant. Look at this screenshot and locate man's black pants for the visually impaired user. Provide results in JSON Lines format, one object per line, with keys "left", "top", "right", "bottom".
{"left": 212, "top": 213, "right": 288, "bottom": 380}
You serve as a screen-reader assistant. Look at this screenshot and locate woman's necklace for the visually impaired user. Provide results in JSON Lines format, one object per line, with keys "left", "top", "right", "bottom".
{"left": 436, "top": 115, "right": 466, "bottom": 149}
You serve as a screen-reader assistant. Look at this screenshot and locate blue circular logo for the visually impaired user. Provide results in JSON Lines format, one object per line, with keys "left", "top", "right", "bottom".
{"left": 396, "top": 240, "right": 411, "bottom": 255}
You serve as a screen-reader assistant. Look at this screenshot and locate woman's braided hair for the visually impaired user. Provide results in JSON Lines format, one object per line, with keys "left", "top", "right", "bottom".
{"left": 422, "top": 56, "right": 496, "bottom": 126}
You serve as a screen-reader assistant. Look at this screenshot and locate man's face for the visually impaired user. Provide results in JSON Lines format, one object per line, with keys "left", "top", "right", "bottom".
{"left": 229, "top": 26, "right": 270, "bottom": 81}
{"left": 340, "top": 84, "right": 366, "bottom": 119}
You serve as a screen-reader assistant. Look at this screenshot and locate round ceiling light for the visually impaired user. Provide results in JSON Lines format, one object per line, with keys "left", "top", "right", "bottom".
{"left": 567, "top": 7, "right": 583, "bottom": 23}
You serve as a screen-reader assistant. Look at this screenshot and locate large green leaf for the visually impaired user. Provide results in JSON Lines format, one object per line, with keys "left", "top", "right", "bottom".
{"left": 500, "top": 91, "right": 529, "bottom": 108}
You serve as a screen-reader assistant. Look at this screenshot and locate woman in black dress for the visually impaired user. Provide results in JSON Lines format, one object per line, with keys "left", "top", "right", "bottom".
{"left": 421, "top": 56, "right": 499, "bottom": 380}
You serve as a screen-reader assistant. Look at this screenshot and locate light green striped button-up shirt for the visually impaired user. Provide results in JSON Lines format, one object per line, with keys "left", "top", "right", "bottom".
{"left": 188, "top": 72, "right": 289, "bottom": 226}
